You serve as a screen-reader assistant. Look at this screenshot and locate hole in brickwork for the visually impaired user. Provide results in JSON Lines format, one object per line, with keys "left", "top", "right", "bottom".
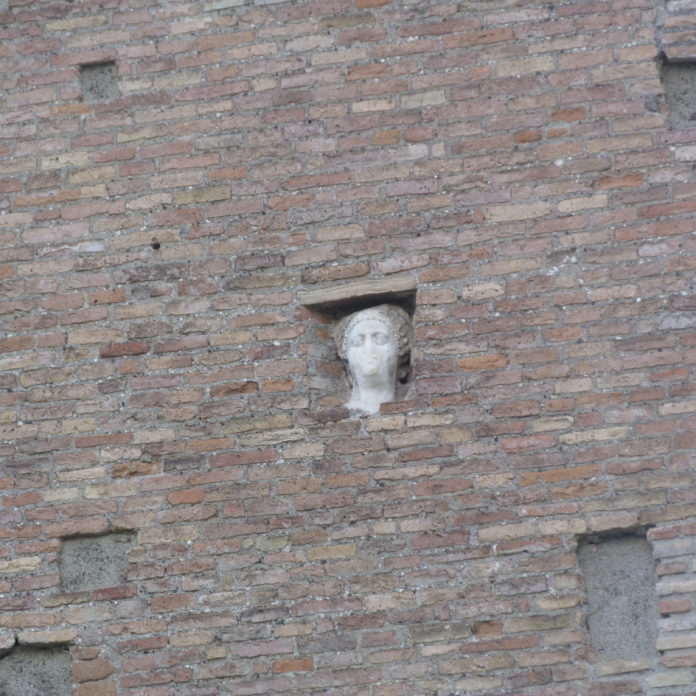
{"left": 660, "top": 59, "right": 696, "bottom": 128}
{"left": 0, "top": 646, "right": 71, "bottom": 696}
{"left": 578, "top": 532, "right": 658, "bottom": 662}
{"left": 80, "top": 61, "right": 119, "bottom": 102}
{"left": 59, "top": 532, "right": 134, "bottom": 591}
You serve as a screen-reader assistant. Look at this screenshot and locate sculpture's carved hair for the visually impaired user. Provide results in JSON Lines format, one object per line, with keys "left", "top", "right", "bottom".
{"left": 333, "top": 304, "right": 412, "bottom": 380}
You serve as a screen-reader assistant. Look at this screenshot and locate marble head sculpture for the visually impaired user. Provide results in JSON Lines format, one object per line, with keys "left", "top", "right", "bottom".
{"left": 333, "top": 304, "right": 412, "bottom": 415}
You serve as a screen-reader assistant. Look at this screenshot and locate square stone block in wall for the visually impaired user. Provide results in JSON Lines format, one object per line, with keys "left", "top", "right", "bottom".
{"left": 0, "top": 647, "right": 71, "bottom": 696}
{"left": 80, "top": 61, "right": 119, "bottom": 102}
{"left": 661, "top": 61, "right": 696, "bottom": 129}
{"left": 578, "top": 534, "right": 658, "bottom": 662}
{"left": 59, "top": 532, "right": 133, "bottom": 592}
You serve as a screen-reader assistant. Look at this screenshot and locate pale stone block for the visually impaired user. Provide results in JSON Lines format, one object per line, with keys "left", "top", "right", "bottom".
{"left": 364, "top": 415, "right": 407, "bottom": 432}
{"left": 659, "top": 399, "right": 696, "bottom": 415}
{"left": 478, "top": 521, "right": 537, "bottom": 543}
{"left": 588, "top": 512, "right": 638, "bottom": 532}
{"left": 306, "top": 544, "right": 356, "bottom": 560}
{"left": 539, "top": 518, "right": 587, "bottom": 535}
{"left": 283, "top": 442, "right": 324, "bottom": 459}
{"left": 17, "top": 629, "right": 78, "bottom": 646}
{"left": 204, "top": 0, "right": 246, "bottom": 9}
{"left": 0, "top": 212, "right": 33, "bottom": 227}
{"left": 0, "top": 557, "right": 42, "bottom": 574}
{"left": 486, "top": 201, "right": 552, "bottom": 223}
{"left": 532, "top": 416, "right": 574, "bottom": 432}
{"left": 41, "top": 152, "right": 90, "bottom": 170}
{"left": 401, "top": 90, "right": 446, "bottom": 109}
{"left": 64, "top": 605, "right": 112, "bottom": 624}
{"left": 132, "top": 428, "right": 176, "bottom": 444}
{"left": 657, "top": 578, "right": 696, "bottom": 596}
{"left": 504, "top": 614, "right": 570, "bottom": 633}
{"left": 559, "top": 427, "right": 628, "bottom": 444}
{"left": 238, "top": 428, "right": 307, "bottom": 446}
{"left": 297, "top": 276, "right": 418, "bottom": 308}
{"left": 557, "top": 194, "right": 608, "bottom": 213}
{"left": 363, "top": 590, "right": 415, "bottom": 612}
{"left": 554, "top": 378, "right": 592, "bottom": 393}
{"left": 596, "top": 659, "right": 651, "bottom": 676}
{"left": 255, "top": 536, "right": 289, "bottom": 552}
{"left": 656, "top": 632, "right": 696, "bottom": 650}
{"left": 646, "top": 670, "right": 693, "bottom": 687}
{"left": 460, "top": 282, "right": 504, "bottom": 301}
{"left": 454, "top": 677, "right": 502, "bottom": 691}
{"left": 352, "top": 98, "right": 395, "bottom": 113}
{"left": 138, "top": 525, "right": 200, "bottom": 544}
{"left": 311, "top": 47, "right": 368, "bottom": 66}
{"left": 496, "top": 55, "right": 554, "bottom": 77}
{"left": 374, "top": 465, "right": 440, "bottom": 481}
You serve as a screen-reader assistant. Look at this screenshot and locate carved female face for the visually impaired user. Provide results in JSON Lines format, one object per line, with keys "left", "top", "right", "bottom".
{"left": 334, "top": 304, "right": 412, "bottom": 415}
{"left": 345, "top": 317, "right": 398, "bottom": 386}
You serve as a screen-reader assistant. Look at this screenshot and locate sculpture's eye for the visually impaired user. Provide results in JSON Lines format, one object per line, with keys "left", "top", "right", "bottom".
{"left": 372, "top": 332, "right": 390, "bottom": 346}
{"left": 348, "top": 334, "right": 365, "bottom": 347}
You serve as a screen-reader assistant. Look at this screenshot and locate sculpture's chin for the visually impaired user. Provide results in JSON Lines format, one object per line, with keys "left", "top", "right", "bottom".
{"left": 345, "top": 398, "right": 381, "bottom": 415}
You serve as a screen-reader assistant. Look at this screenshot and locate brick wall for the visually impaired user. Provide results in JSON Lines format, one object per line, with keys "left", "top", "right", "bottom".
{"left": 1, "top": 0, "right": 696, "bottom": 694}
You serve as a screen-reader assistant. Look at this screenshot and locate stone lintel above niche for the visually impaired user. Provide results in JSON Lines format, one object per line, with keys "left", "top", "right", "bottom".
{"left": 297, "top": 276, "right": 417, "bottom": 316}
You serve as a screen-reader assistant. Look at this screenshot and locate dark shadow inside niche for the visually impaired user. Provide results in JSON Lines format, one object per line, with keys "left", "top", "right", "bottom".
{"left": 577, "top": 528, "right": 658, "bottom": 663}
{"left": 80, "top": 61, "right": 120, "bottom": 102}
{"left": 0, "top": 646, "right": 71, "bottom": 696}
{"left": 59, "top": 532, "right": 134, "bottom": 592}
{"left": 659, "top": 56, "right": 696, "bottom": 129}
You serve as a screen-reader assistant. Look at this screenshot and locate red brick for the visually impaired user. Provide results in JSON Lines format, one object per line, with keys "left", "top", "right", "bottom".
{"left": 0, "top": 336, "right": 34, "bottom": 353}
{"left": 412, "top": 532, "right": 470, "bottom": 549}
{"left": 500, "top": 435, "right": 556, "bottom": 454}
{"left": 100, "top": 341, "right": 149, "bottom": 358}
{"left": 457, "top": 354, "right": 507, "bottom": 371}
{"left": 272, "top": 657, "right": 314, "bottom": 673}
{"left": 73, "top": 659, "right": 115, "bottom": 684}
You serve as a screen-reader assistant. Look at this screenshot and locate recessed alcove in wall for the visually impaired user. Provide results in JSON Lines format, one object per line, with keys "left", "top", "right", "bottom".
{"left": 298, "top": 277, "right": 417, "bottom": 409}
{"left": 659, "top": 57, "right": 696, "bottom": 129}
{"left": 0, "top": 646, "right": 71, "bottom": 696}
{"left": 577, "top": 530, "right": 658, "bottom": 662}
{"left": 59, "top": 532, "right": 134, "bottom": 592}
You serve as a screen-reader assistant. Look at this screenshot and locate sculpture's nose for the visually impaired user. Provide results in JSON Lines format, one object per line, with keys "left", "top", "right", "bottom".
{"left": 366, "top": 339, "right": 380, "bottom": 357}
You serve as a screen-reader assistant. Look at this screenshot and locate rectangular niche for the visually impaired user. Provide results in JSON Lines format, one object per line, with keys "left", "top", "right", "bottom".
{"left": 660, "top": 59, "right": 696, "bottom": 129}
{"left": 298, "top": 277, "right": 418, "bottom": 412}
{"left": 0, "top": 646, "right": 71, "bottom": 696}
{"left": 577, "top": 531, "right": 658, "bottom": 662}
{"left": 59, "top": 532, "right": 134, "bottom": 592}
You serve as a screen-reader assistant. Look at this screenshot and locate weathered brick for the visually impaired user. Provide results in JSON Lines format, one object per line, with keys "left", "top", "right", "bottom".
{"left": 73, "top": 658, "right": 115, "bottom": 683}
{"left": 457, "top": 354, "right": 507, "bottom": 371}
